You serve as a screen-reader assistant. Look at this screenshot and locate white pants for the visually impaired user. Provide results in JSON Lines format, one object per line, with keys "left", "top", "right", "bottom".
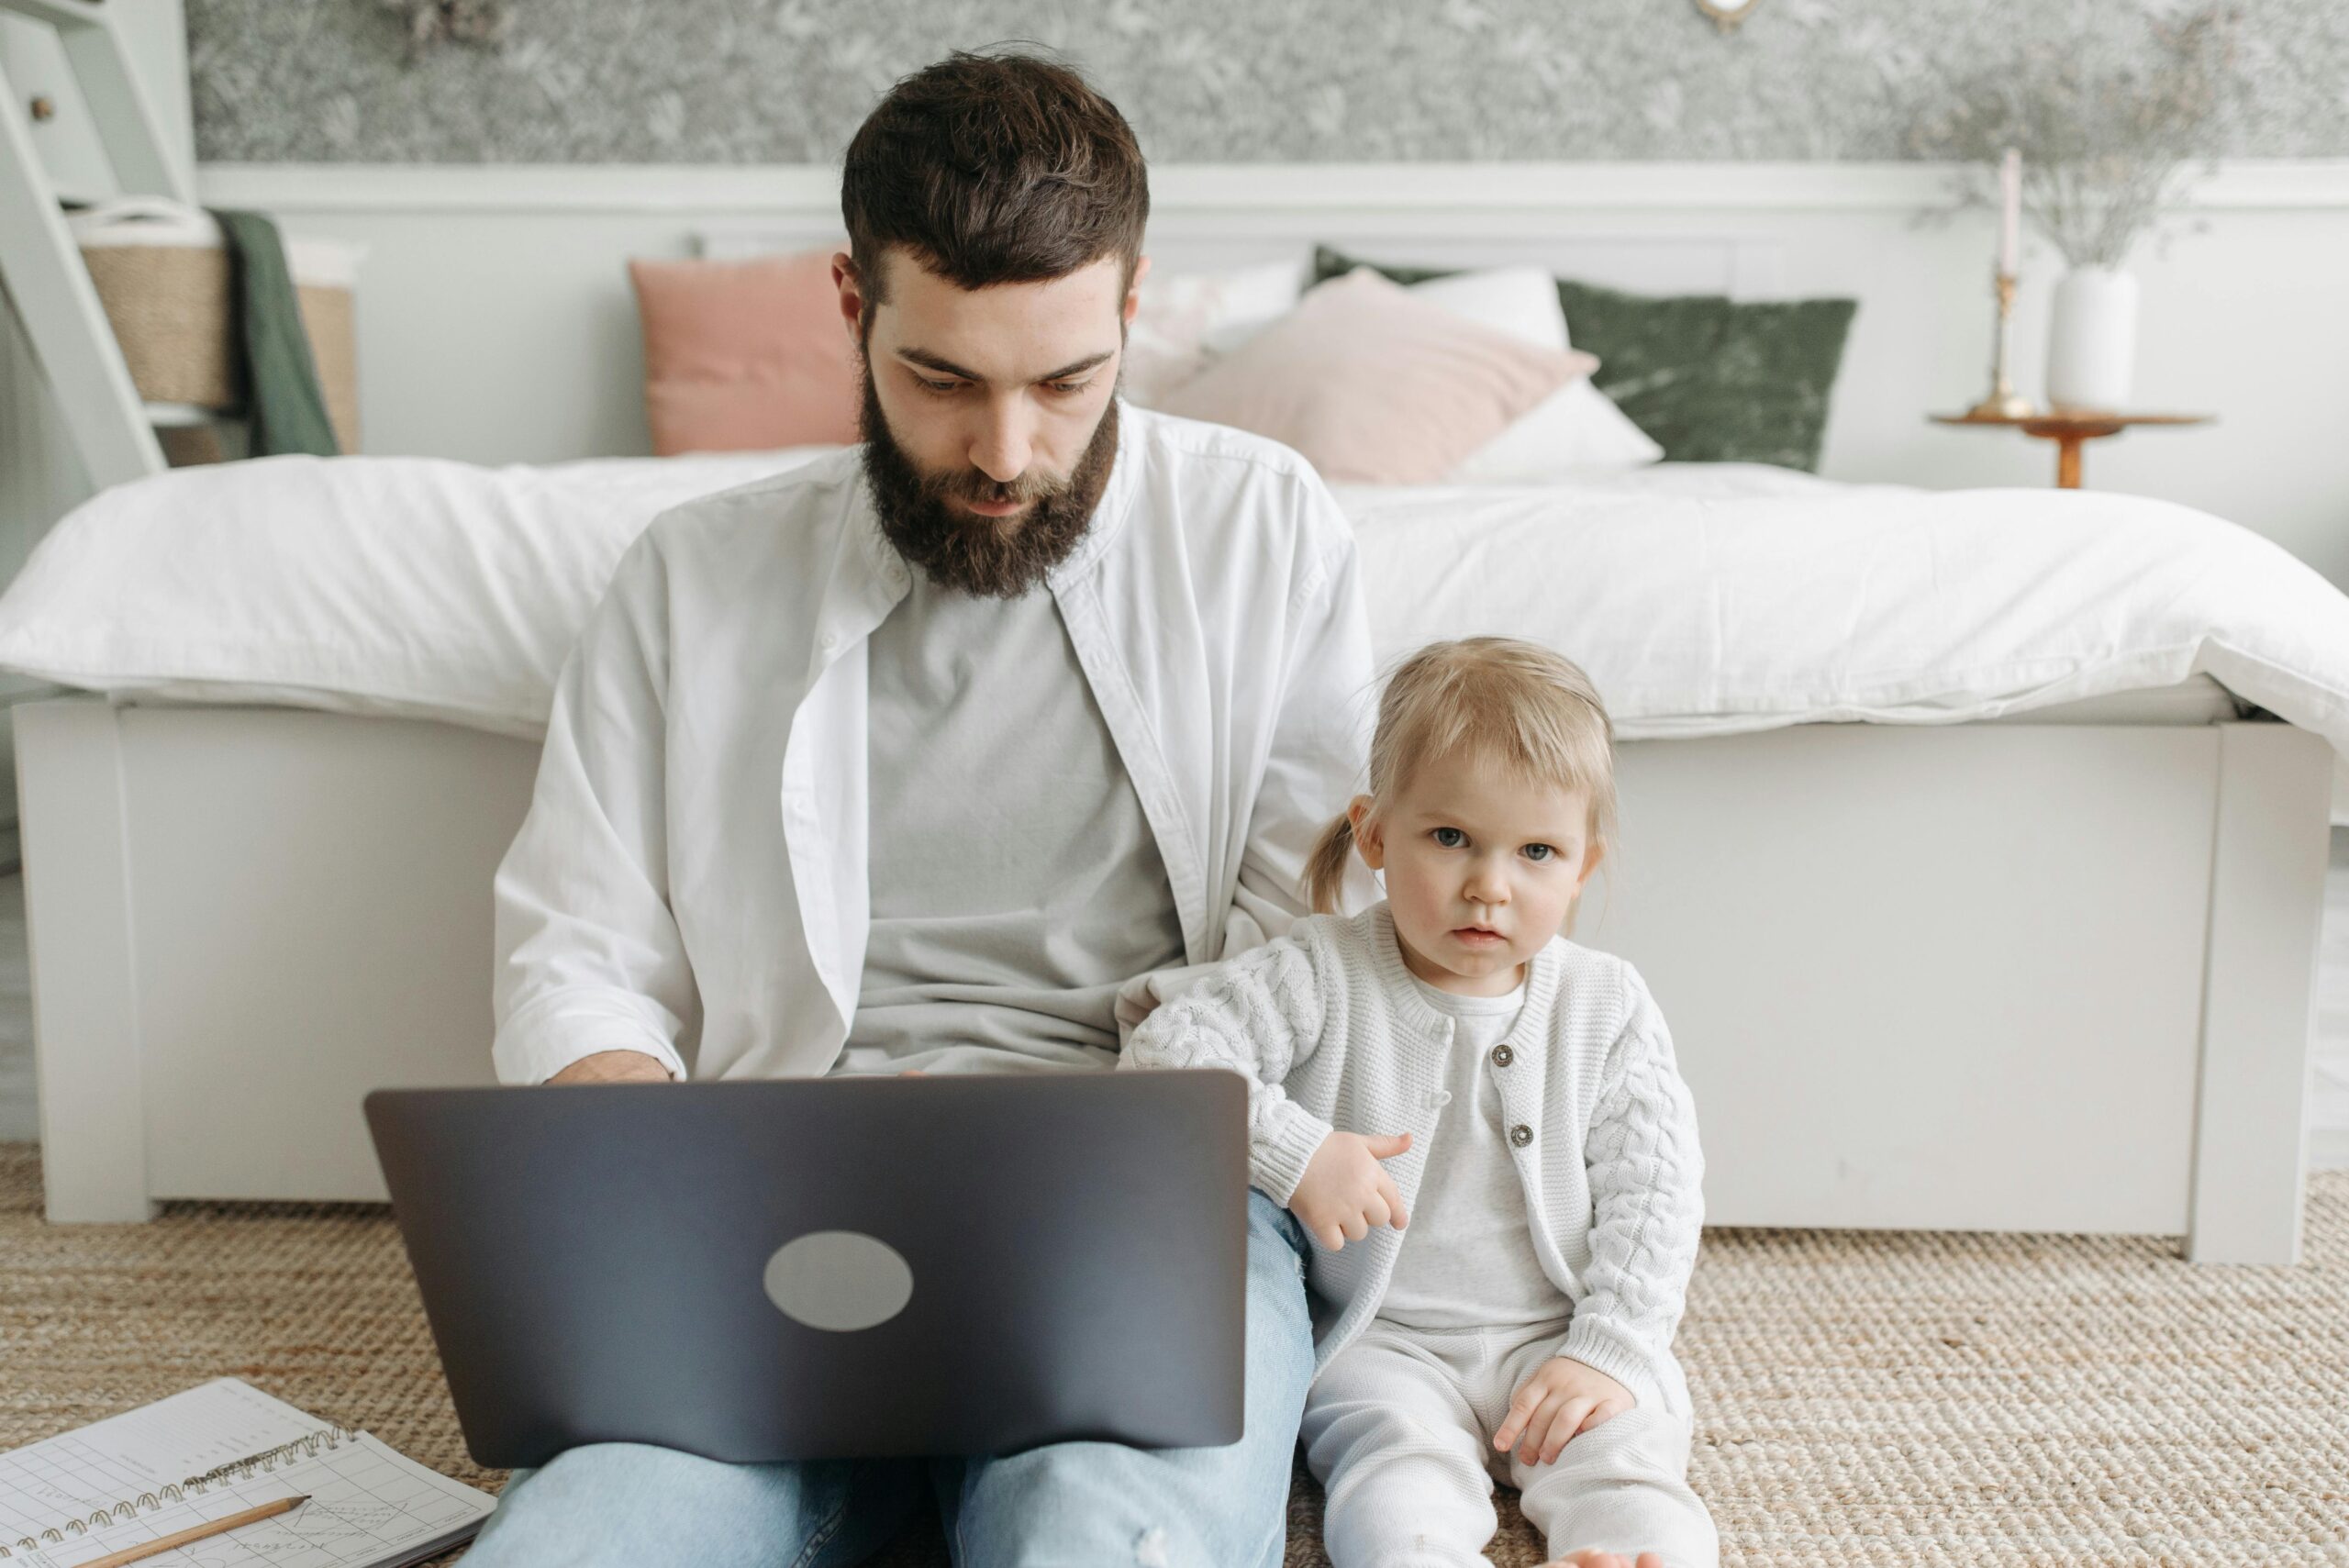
{"left": 1301, "top": 1318, "right": 1720, "bottom": 1568}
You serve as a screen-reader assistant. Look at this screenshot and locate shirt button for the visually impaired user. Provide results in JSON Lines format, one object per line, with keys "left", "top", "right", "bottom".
{"left": 1490, "top": 1043, "right": 1514, "bottom": 1068}
{"left": 1508, "top": 1124, "right": 1533, "bottom": 1149}
{"left": 818, "top": 630, "right": 841, "bottom": 652}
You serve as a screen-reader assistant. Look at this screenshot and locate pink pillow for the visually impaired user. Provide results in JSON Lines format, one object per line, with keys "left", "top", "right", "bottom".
{"left": 629, "top": 248, "right": 860, "bottom": 455}
{"left": 1156, "top": 268, "right": 1598, "bottom": 484}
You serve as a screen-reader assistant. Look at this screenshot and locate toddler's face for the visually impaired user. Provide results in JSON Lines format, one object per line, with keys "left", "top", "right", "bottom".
{"left": 1351, "top": 755, "right": 1601, "bottom": 996}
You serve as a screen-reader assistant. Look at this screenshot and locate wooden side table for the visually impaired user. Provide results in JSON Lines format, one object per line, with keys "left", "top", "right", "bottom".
{"left": 1931, "top": 410, "right": 2214, "bottom": 489}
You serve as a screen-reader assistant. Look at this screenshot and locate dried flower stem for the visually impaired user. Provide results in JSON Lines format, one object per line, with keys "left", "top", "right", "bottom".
{"left": 1909, "top": 6, "right": 2249, "bottom": 269}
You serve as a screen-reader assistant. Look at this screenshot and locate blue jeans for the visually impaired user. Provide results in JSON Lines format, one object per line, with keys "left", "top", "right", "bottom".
{"left": 461, "top": 1192, "right": 1316, "bottom": 1568}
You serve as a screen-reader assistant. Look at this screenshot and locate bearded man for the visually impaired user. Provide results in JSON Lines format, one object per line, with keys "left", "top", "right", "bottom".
{"left": 471, "top": 46, "right": 1376, "bottom": 1568}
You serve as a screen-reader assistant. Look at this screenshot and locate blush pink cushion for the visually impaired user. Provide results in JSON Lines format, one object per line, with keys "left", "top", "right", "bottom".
{"left": 629, "top": 249, "right": 860, "bottom": 455}
{"left": 1155, "top": 267, "right": 1598, "bottom": 484}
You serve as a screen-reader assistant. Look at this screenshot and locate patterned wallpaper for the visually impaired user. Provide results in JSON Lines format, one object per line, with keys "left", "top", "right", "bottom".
{"left": 185, "top": 0, "right": 2349, "bottom": 164}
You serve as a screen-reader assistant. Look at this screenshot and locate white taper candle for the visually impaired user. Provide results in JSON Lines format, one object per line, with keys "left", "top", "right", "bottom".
{"left": 1999, "top": 147, "right": 2021, "bottom": 277}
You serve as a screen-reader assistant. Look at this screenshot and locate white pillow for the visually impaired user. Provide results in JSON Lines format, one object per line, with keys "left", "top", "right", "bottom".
{"left": 1124, "top": 259, "right": 1308, "bottom": 407}
{"left": 1405, "top": 266, "right": 1574, "bottom": 352}
{"left": 1404, "top": 266, "right": 1664, "bottom": 480}
{"left": 1450, "top": 380, "right": 1666, "bottom": 482}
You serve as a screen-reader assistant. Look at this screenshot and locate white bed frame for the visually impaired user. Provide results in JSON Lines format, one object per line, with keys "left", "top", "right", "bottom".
{"left": 16, "top": 695, "right": 2331, "bottom": 1263}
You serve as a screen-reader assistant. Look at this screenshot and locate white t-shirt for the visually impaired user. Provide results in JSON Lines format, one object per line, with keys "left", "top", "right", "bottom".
{"left": 1377, "top": 974, "right": 1574, "bottom": 1330}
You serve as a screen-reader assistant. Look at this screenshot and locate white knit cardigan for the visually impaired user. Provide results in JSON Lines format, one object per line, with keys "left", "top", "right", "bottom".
{"left": 1121, "top": 902, "right": 1705, "bottom": 1408}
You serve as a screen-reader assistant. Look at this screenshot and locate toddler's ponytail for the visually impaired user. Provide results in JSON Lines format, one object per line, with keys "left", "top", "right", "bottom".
{"left": 1303, "top": 811, "right": 1358, "bottom": 916}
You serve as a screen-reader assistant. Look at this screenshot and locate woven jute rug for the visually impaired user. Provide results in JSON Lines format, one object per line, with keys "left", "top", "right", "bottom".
{"left": 3, "top": 1144, "right": 2343, "bottom": 1565}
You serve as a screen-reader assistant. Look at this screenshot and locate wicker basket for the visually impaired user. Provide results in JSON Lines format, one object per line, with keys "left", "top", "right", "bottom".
{"left": 70, "top": 200, "right": 363, "bottom": 454}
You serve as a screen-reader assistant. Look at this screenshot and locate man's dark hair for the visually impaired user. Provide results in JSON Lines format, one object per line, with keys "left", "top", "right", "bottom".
{"left": 841, "top": 47, "right": 1149, "bottom": 309}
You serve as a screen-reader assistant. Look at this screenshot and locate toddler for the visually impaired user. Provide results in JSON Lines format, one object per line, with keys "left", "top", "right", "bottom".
{"left": 1125, "top": 637, "right": 1716, "bottom": 1568}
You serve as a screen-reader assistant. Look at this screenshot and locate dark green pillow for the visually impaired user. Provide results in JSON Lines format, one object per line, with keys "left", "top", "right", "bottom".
{"left": 1312, "top": 245, "right": 1857, "bottom": 473}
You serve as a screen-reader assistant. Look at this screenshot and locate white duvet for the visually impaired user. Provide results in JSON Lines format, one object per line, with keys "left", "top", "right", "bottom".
{"left": 2, "top": 449, "right": 2346, "bottom": 757}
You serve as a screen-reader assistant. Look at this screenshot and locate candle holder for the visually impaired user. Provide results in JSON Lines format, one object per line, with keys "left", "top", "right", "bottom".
{"left": 1965, "top": 269, "right": 2035, "bottom": 420}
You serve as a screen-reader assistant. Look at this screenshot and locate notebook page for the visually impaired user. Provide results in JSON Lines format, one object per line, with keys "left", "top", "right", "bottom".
{"left": 0, "top": 1380, "right": 328, "bottom": 1548}
{"left": 0, "top": 1383, "right": 492, "bottom": 1568}
{"left": 5, "top": 1434, "right": 493, "bottom": 1568}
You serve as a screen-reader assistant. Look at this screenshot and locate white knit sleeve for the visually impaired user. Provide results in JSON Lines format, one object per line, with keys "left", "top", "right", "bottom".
{"left": 1558, "top": 962, "right": 1706, "bottom": 1401}
{"left": 1120, "top": 932, "right": 1335, "bottom": 1203}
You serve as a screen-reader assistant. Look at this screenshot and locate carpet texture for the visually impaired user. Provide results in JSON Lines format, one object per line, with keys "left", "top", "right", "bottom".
{"left": 2, "top": 1145, "right": 2343, "bottom": 1565}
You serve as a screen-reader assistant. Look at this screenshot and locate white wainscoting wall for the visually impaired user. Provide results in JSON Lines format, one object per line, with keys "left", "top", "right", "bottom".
{"left": 146, "top": 159, "right": 2349, "bottom": 589}
{"left": 2, "top": 161, "right": 2344, "bottom": 578}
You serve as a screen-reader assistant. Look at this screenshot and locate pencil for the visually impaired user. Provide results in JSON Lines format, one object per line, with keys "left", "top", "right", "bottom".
{"left": 76, "top": 1494, "right": 308, "bottom": 1568}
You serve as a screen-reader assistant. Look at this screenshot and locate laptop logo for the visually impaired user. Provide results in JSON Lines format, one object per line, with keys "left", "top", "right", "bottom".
{"left": 762, "top": 1230, "right": 915, "bottom": 1331}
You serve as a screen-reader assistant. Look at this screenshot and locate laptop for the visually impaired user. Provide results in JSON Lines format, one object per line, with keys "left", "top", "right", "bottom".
{"left": 362, "top": 1069, "right": 1248, "bottom": 1468}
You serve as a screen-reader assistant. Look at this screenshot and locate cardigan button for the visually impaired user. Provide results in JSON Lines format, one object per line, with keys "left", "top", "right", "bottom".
{"left": 1490, "top": 1043, "right": 1514, "bottom": 1068}
{"left": 1508, "top": 1123, "right": 1533, "bottom": 1148}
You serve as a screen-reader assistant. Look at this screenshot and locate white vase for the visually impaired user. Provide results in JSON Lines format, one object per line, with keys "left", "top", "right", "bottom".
{"left": 2045, "top": 265, "right": 2139, "bottom": 413}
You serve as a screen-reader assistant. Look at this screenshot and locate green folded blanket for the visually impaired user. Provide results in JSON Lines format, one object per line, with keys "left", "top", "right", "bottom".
{"left": 210, "top": 207, "right": 340, "bottom": 458}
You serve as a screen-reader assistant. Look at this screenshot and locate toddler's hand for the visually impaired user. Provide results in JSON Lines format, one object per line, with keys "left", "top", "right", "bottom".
{"left": 1495, "top": 1355, "right": 1636, "bottom": 1467}
{"left": 1288, "top": 1130, "right": 1411, "bottom": 1250}
{"left": 1537, "top": 1551, "right": 1665, "bottom": 1568}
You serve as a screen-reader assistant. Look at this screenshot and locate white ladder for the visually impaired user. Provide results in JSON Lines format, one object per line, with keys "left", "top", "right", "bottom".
{"left": 0, "top": 0, "right": 185, "bottom": 490}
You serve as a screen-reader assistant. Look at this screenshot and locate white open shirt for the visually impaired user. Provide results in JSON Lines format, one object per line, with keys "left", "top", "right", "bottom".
{"left": 491, "top": 405, "right": 1378, "bottom": 1085}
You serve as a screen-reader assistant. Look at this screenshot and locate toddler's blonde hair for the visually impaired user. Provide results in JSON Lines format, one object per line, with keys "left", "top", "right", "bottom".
{"left": 1305, "top": 637, "right": 1618, "bottom": 917}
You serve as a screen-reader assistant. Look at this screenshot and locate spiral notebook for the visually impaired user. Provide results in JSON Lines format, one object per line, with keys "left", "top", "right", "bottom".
{"left": 0, "top": 1379, "right": 495, "bottom": 1567}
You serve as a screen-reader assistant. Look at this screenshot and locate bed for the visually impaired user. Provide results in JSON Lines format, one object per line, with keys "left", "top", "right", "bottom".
{"left": 1, "top": 439, "right": 2339, "bottom": 1267}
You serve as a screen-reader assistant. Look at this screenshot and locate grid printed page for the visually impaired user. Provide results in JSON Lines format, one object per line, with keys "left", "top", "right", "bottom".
{"left": 0, "top": 1381, "right": 326, "bottom": 1549}
{"left": 0, "top": 1383, "right": 491, "bottom": 1568}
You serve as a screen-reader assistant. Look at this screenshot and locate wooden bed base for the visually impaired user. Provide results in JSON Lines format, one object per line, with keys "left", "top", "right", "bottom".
{"left": 13, "top": 697, "right": 2332, "bottom": 1263}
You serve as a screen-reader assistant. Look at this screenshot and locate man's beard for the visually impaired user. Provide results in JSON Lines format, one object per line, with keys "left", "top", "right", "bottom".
{"left": 857, "top": 356, "right": 1120, "bottom": 600}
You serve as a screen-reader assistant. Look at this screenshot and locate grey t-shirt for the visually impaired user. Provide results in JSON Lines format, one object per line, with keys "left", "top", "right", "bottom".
{"left": 1378, "top": 975, "right": 1575, "bottom": 1331}
{"left": 829, "top": 567, "right": 1189, "bottom": 1078}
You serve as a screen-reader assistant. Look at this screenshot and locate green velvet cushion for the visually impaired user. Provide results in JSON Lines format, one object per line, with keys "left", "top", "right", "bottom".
{"left": 1312, "top": 245, "right": 1857, "bottom": 473}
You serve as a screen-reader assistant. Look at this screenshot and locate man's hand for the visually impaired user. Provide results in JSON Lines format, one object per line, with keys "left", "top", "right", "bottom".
{"left": 1288, "top": 1130, "right": 1411, "bottom": 1250}
{"left": 546, "top": 1050, "right": 674, "bottom": 1085}
{"left": 1495, "top": 1356, "right": 1637, "bottom": 1468}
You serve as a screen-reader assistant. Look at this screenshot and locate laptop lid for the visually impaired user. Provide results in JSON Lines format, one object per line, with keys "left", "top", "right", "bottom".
{"left": 364, "top": 1070, "right": 1248, "bottom": 1468}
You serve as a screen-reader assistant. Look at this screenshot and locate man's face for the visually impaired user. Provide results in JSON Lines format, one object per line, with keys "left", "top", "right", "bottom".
{"left": 838, "top": 247, "right": 1148, "bottom": 597}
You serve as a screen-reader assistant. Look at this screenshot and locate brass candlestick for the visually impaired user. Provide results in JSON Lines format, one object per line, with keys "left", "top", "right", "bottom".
{"left": 1965, "top": 269, "right": 2034, "bottom": 419}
